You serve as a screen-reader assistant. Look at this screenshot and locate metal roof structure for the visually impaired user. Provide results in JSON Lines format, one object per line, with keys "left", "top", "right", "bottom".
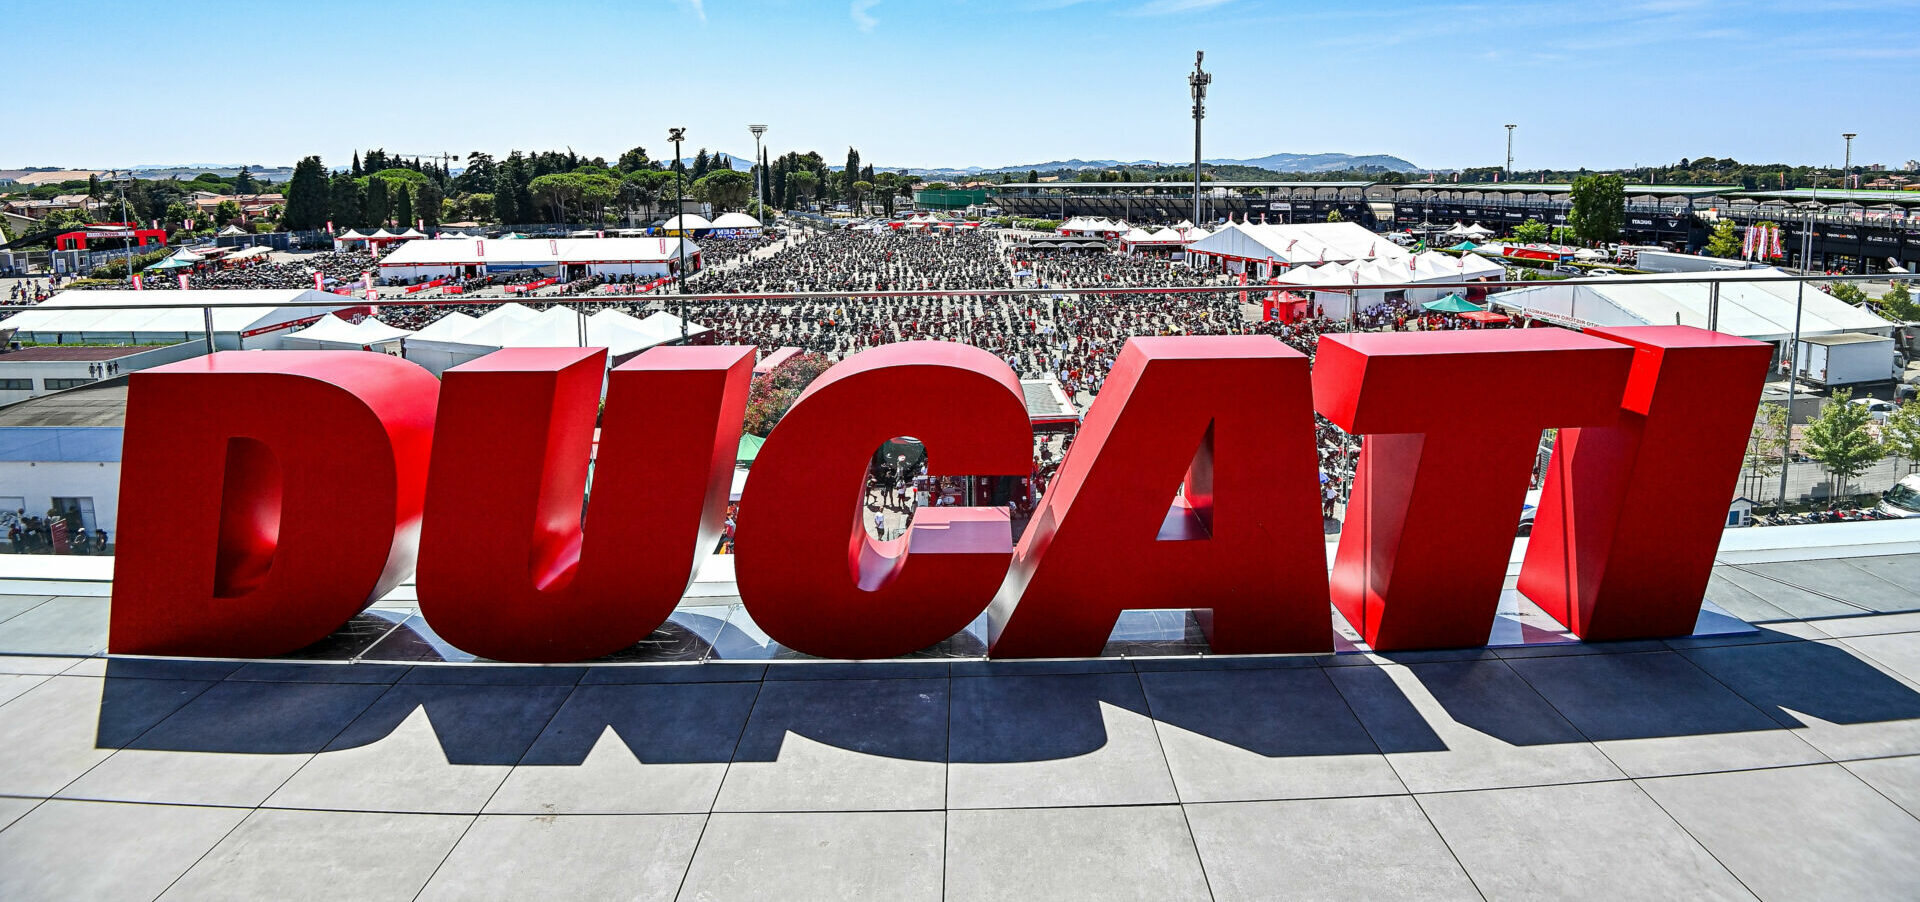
{"left": 992, "top": 181, "right": 1375, "bottom": 191}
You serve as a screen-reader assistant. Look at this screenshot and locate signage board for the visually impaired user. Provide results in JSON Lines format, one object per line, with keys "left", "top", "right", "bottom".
{"left": 107, "top": 331, "right": 1771, "bottom": 662}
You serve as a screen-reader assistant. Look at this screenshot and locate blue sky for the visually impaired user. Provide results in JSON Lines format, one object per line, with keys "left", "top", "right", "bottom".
{"left": 10, "top": 0, "right": 1916, "bottom": 172}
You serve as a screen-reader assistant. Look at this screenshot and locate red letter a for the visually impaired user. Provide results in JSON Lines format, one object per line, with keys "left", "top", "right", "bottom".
{"left": 988, "top": 336, "right": 1331, "bottom": 659}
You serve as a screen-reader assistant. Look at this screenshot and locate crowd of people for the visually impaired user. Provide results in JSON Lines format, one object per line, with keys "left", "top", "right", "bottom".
{"left": 5, "top": 510, "right": 108, "bottom": 555}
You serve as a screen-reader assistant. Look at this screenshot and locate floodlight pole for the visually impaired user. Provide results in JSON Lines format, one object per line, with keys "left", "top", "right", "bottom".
{"left": 750, "top": 124, "right": 768, "bottom": 223}
{"left": 1504, "top": 125, "right": 1516, "bottom": 180}
{"left": 1842, "top": 132, "right": 1856, "bottom": 191}
{"left": 671, "top": 127, "right": 689, "bottom": 340}
{"left": 1189, "top": 52, "right": 1210, "bottom": 229}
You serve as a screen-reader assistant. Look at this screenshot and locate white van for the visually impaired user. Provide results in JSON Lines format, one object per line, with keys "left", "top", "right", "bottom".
{"left": 1879, "top": 475, "right": 1920, "bottom": 518}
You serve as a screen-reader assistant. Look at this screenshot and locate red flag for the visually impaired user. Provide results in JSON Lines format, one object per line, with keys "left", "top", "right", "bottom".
{"left": 313, "top": 272, "right": 323, "bottom": 290}
{"left": 132, "top": 275, "right": 143, "bottom": 291}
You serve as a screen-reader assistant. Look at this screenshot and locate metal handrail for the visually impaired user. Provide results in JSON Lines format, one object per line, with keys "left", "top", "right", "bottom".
{"left": 3, "top": 270, "right": 1917, "bottom": 314}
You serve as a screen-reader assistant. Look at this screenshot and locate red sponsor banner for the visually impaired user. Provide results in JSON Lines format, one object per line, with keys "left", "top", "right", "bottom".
{"left": 404, "top": 279, "right": 447, "bottom": 294}
{"left": 443, "top": 286, "right": 464, "bottom": 295}
{"left": 504, "top": 277, "right": 559, "bottom": 294}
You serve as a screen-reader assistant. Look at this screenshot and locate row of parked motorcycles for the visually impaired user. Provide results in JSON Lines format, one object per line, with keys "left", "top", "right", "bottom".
{"left": 1753, "top": 508, "right": 1899, "bottom": 527}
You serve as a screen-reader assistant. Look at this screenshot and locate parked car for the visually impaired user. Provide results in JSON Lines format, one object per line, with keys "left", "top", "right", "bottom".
{"left": 1587, "top": 268, "right": 1619, "bottom": 277}
{"left": 1517, "top": 489, "right": 1542, "bottom": 536}
{"left": 1878, "top": 474, "right": 1920, "bottom": 518}
{"left": 1852, "top": 397, "right": 1898, "bottom": 423}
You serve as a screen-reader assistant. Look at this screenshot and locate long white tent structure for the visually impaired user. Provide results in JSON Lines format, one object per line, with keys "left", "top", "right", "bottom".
{"left": 1267, "top": 251, "right": 1506, "bottom": 318}
{"left": 376, "top": 237, "right": 702, "bottom": 282}
{"left": 1186, "top": 222, "right": 1412, "bottom": 276}
{"left": 1491, "top": 268, "right": 1894, "bottom": 343}
{"left": 0, "top": 289, "right": 353, "bottom": 348}
{"left": 396, "top": 304, "right": 713, "bottom": 375}
{"left": 280, "top": 314, "right": 414, "bottom": 352}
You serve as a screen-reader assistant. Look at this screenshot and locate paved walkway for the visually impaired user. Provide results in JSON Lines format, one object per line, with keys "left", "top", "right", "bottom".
{"left": 2, "top": 553, "right": 1920, "bottom": 899}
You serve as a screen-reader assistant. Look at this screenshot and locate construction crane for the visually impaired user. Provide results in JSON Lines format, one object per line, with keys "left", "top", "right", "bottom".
{"left": 394, "top": 151, "right": 464, "bottom": 174}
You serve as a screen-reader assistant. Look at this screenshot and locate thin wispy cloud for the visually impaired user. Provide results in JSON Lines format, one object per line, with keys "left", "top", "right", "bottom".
{"left": 679, "top": 0, "right": 705, "bottom": 23}
{"left": 852, "top": 0, "right": 881, "bottom": 31}
{"left": 1128, "top": 0, "right": 1233, "bottom": 15}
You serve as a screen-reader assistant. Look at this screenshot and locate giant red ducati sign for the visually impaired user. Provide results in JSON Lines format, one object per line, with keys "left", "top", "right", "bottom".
{"left": 108, "top": 327, "right": 1770, "bottom": 662}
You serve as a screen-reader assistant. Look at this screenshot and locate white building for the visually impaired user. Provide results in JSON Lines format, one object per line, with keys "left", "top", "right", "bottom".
{"left": 0, "top": 343, "right": 203, "bottom": 408}
{"left": 0, "top": 289, "right": 352, "bottom": 349}
{"left": 376, "top": 237, "right": 703, "bottom": 283}
{"left": 0, "top": 383, "right": 125, "bottom": 537}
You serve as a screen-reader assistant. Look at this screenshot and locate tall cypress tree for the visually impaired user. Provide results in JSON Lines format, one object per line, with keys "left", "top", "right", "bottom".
{"left": 328, "top": 173, "right": 363, "bottom": 229}
{"left": 364, "top": 177, "right": 390, "bottom": 227}
{"left": 393, "top": 183, "right": 414, "bottom": 230}
{"left": 282, "top": 157, "right": 328, "bottom": 230}
{"left": 844, "top": 147, "right": 861, "bottom": 199}
{"left": 351, "top": 151, "right": 363, "bottom": 177}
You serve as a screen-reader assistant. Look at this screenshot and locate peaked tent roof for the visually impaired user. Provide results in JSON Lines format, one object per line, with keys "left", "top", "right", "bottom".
{"left": 709, "top": 212, "right": 762, "bottom": 229}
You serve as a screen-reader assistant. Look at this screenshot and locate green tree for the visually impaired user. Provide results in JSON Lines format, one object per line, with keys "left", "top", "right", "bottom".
{"left": 233, "top": 166, "right": 256, "bottom": 195}
{"left": 328, "top": 173, "right": 363, "bottom": 228}
{"left": 364, "top": 176, "right": 390, "bottom": 226}
{"left": 86, "top": 173, "right": 102, "bottom": 199}
{"left": 1885, "top": 401, "right": 1920, "bottom": 473}
{"left": 692, "top": 149, "right": 710, "bottom": 178}
{"left": 1550, "top": 225, "right": 1578, "bottom": 244}
{"left": 1705, "top": 220, "right": 1742, "bottom": 258}
{"left": 850, "top": 180, "right": 872, "bottom": 212}
{"left": 1828, "top": 281, "right": 1867, "bottom": 306}
{"left": 1878, "top": 282, "right": 1920, "bottom": 322}
{"left": 281, "top": 156, "right": 330, "bottom": 230}
{"left": 393, "top": 185, "right": 414, "bottom": 230}
{"left": 1512, "top": 218, "right": 1550, "bottom": 243}
{"left": 413, "top": 181, "right": 443, "bottom": 229}
{"left": 1026, "top": 169, "right": 1039, "bottom": 184}
{"left": 1745, "top": 403, "right": 1790, "bottom": 502}
{"left": 843, "top": 147, "right": 862, "bottom": 199}
{"left": 1568, "top": 173, "right": 1625, "bottom": 243}
{"left": 617, "top": 146, "right": 652, "bottom": 173}
{"left": 213, "top": 199, "right": 242, "bottom": 226}
{"left": 788, "top": 170, "right": 819, "bottom": 206}
{"left": 1802, "top": 389, "right": 1884, "bottom": 501}
{"left": 529, "top": 172, "right": 577, "bottom": 222}
{"left": 693, "top": 168, "right": 752, "bottom": 212}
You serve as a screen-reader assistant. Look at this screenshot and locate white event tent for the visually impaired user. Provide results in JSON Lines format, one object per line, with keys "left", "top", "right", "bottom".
{"left": 1491, "top": 268, "right": 1893, "bottom": 343}
{"left": 398, "top": 304, "right": 713, "bottom": 375}
{"left": 280, "top": 314, "right": 415, "bottom": 352}
{"left": 0, "top": 289, "right": 353, "bottom": 348}
{"left": 1271, "top": 251, "right": 1506, "bottom": 318}
{"left": 1186, "top": 222, "right": 1413, "bottom": 277}
{"left": 377, "top": 237, "right": 702, "bottom": 282}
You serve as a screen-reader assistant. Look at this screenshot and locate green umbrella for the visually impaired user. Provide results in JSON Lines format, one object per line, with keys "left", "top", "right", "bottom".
{"left": 1448, "top": 241, "right": 1478, "bottom": 251}
{"left": 736, "top": 433, "right": 765, "bottom": 464}
{"left": 1422, "top": 293, "right": 1485, "bottom": 313}
{"left": 146, "top": 256, "right": 195, "bottom": 271}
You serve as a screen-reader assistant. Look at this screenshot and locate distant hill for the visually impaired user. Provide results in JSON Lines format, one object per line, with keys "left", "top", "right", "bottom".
{"left": 890, "top": 151, "right": 1418, "bottom": 180}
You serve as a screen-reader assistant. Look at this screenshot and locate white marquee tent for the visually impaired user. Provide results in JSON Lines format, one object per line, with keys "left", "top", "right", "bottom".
{"left": 1, "top": 289, "right": 352, "bottom": 348}
{"left": 398, "top": 304, "right": 713, "bottom": 375}
{"left": 1186, "top": 222, "right": 1413, "bottom": 275}
{"left": 377, "top": 237, "right": 701, "bottom": 281}
{"left": 281, "top": 314, "right": 415, "bottom": 351}
{"left": 1491, "top": 268, "right": 1894, "bottom": 342}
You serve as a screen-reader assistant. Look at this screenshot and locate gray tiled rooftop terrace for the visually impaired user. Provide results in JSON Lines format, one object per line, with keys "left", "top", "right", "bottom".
{"left": 4, "top": 545, "right": 1920, "bottom": 899}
